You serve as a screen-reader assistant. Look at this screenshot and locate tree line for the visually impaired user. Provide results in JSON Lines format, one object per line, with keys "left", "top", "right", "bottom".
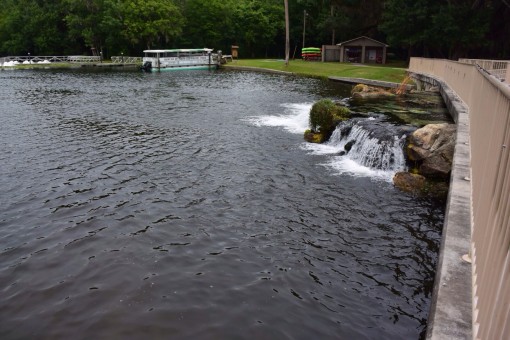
{"left": 1, "top": 0, "right": 508, "bottom": 60}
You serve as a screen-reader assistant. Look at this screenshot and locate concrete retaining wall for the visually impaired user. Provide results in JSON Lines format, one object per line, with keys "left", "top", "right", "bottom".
{"left": 409, "top": 72, "right": 473, "bottom": 340}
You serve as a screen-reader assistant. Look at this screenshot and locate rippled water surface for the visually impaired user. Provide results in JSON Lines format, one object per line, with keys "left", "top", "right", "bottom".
{"left": 0, "top": 69, "right": 444, "bottom": 339}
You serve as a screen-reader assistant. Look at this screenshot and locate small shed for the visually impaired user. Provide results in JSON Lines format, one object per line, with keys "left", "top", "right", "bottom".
{"left": 231, "top": 45, "right": 239, "bottom": 59}
{"left": 337, "top": 36, "right": 388, "bottom": 64}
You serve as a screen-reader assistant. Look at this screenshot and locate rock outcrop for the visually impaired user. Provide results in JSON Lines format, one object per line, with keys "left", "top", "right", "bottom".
{"left": 393, "top": 172, "right": 426, "bottom": 194}
{"left": 394, "top": 123, "right": 456, "bottom": 197}
{"left": 407, "top": 123, "right": 456, "bottom": 179}
{"left": 351, "top": 84, "right": 396, "bottom": 99}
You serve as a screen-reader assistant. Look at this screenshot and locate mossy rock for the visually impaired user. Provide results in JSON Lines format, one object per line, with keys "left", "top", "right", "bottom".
{"left": 304, "top": 129, "right": 325, "bottom": 143}
{"left": 352, "top": 84, "right": 369, "bottom": 93}
{"left": 393, "top": 172, "right": 426, "bottom": 194}
{"left": 351, "top": 83, "right": 395, "bottom": 99}
{"left": 308, "top": 99, "right": 351, "bottom": 142}
{"left": 393, "top": 171, "right": 449, "bottom": 199}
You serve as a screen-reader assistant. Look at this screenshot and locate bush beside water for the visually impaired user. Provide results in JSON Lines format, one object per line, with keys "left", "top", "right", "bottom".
{"left": 305, "top": 99, "right": 350, "bottom": 143}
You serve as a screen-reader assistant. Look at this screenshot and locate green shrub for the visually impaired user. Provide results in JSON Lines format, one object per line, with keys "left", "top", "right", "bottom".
{"left": 309, "top": 99, "right": 350, "bottom": 139}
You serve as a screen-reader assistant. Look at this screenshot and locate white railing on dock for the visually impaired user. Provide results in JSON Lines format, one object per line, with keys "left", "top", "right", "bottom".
{"left": 1, "top": 55, "right": 101, "bottom": 65}
{"left": 110, "top": 56, "right": 142, "bottom": 64}
{"left": 409, "top": 58, "right": 510, "bottom": 340}
{"left": 459, "top": 58, "right": 510, "bottom": 83}
{"left": 68, "top": 55, "right": 101, "bottom": 63}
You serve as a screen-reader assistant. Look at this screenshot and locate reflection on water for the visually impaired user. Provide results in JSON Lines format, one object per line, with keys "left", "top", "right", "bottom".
{"left": 0, "top": 69, "right": 444, "bottom": 339}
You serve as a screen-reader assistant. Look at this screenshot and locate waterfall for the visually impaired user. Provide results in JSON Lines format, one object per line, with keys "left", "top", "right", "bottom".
{"left": 245, "top": 102, "right": 411, "bottom": 181}
{"left": 327, "top": 120, "right": 407, "bottom": 172}
{"left": 302, "top": 117, "right": 410, "bottom": 181}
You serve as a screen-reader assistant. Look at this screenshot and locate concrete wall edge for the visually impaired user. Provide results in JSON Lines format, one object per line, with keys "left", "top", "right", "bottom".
{"left": 409, "top": 72, "right": 473, "bottom": 340}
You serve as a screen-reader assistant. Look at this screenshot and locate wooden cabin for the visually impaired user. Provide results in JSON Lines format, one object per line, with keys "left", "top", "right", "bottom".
{"left": 336, "top": 36, "right": 388, "bottom": 64}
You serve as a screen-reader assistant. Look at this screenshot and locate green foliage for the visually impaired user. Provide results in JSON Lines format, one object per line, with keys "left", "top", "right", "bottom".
{"left": 178, "top": 0, "right": 234, "bottom": 50}
{"left": 230, "top": 0, "right": 284, "bottom": 57}
{"left": 0, "top": 0, "right": 71, "bottom": 55}
{"left": 380, "top": 0, "right": 492, "bottom": 59}
{"left": 64, "top": 0, "right": 109, "bottom": 50}
{"left": 120, "top": 0, "right": 184, "bottom": 49}
{"left": 0, "top": 0, "right": 507, "bottom": 59}
{"left": 309, "top": 99, "right": 350, "bottom": 136}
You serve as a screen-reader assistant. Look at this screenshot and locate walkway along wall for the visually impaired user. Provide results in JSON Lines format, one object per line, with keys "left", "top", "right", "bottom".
{"left": 409, "top": 58, "right": 510, "bottom": 340}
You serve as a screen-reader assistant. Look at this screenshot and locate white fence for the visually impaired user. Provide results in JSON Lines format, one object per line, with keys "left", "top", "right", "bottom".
{"left": 410, "top": 58, "right": 510, "bottom": 340}
{"left": 1, "top": 55, "right": 101, "bottom": 65}
{"left": 0, "top": 55, "right": 145, "bottom": 66}
{"left": 110, "top": 56, "right": 142, "bottom": 64}
{"left": 459, "top": 58, "right": 510, "bottom": 83}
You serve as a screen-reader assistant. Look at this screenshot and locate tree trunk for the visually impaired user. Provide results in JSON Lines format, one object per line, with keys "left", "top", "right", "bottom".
{"left": 284, "top": 0, "right": 290, "bottom": 66}
{"left": 331, "top": 5, "right": 335, "bottom": 45}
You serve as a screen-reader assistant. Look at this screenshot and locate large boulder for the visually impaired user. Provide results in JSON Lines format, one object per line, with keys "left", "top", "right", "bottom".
{"left": 393, "top": 171, "right": 450, "bottom": 199}
{"left": 393, "top": 172, "right": 426, "bottom": 194}
{"left": 407, "top": 123, "right": 456, "bottom": 179}
{"left": 351, "top": 84, "right": 396, "bottom": 99}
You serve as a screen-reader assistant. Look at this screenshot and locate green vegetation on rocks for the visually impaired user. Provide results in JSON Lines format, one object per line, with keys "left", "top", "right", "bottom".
{"left": 304, "top": 99, "right": 350, "bottom": 143}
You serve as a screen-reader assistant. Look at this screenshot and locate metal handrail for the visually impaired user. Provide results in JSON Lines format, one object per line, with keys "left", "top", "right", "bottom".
{"left": 459, "top": 58, "right": 510, "bottom": 82}
{"left": 409, "top": 57, "right": 510, "bottom": 340}
{"left": 111, "top": 56, "right": 142, "bottom": 64}
{"left": 1, "top": 55, "right": 101, "bottom": 64}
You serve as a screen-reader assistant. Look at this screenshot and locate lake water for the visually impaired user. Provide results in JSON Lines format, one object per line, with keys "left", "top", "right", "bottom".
{"left": 0, "top": 69, "right": 445, "bottom": 339}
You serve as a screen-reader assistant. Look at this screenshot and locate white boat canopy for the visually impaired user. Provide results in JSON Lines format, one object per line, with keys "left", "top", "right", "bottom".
{"left": 143, "top": 48, "right": 213, "bottom": 53}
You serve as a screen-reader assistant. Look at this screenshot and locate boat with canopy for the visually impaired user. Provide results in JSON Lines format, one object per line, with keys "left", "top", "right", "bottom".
{"left": 141, "top": 48, "right": 219, "bottom": 71}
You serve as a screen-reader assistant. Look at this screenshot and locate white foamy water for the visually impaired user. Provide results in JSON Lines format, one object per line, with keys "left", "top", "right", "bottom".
{"left": 303, "top": 142, "right": 398, "bottom": 181}
{"left": 248, "top": 103, "right": 406, "bottom": 182}
{"left": 246, "top": 103, "right": 312, "bottom": 134}
{"left": 302, "top": 123, "right": 407, "bottom": 182}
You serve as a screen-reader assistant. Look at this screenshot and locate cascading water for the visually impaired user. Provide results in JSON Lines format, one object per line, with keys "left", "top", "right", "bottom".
{"left": 326, "top": 118, "right": 408, "bottom": 173}
{"left": 301, "top": 115, "right": 414, "bottom": 181}
{"left": 249, "top": 103, "right": 416, "bottom": 182}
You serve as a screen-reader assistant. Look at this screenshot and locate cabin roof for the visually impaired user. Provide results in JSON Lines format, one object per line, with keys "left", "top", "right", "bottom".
{"left": 143, "top": 48, "right": 213, "bottom": 53}
{"left": 336, "top": 36, "right": 388, "bottom": 47}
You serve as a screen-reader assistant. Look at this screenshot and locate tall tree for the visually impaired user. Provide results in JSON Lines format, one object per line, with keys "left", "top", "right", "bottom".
{"left": 65, "top": 0, "right": 184, "bottom": 54}
{"left": 0, "top": 0, "right": 508, "bottom": 59}
{"left": 284, "top": 0, "right": 290, "bottom": 65}
{"left": 178, "top": 0, "right": 235, "bottom": 51}
{"left": 118, "top": 0, "right": 184, "bottom": 49}
{"left": 0, "top": 0, "right": 71, "bottom": 55}
{"left": 380, "top": 0, "right": 491, "bottom": 59}
{"left": 64, "top": 0, "right": 112, "bottom": 54}
{"left": 232, "top": 0, "right": 284, "bottom": 57}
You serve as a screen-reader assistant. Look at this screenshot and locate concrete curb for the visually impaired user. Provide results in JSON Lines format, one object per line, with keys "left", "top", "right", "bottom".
{"left": 409, "top": 72, "right": 473, "bottom": 340}
{"left": 328, "top": 76, "right": 415, "bottom": 90}
{"left": 221, "top": 65, "right": 294, "bottom": 76}
{"left": 221, "top": 66, "right": 414, "bottom": 91}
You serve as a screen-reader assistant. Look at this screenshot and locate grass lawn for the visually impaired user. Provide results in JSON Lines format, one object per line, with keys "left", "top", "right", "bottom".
{"left": 223, "top": 59, "right": 409, "bottom": 83}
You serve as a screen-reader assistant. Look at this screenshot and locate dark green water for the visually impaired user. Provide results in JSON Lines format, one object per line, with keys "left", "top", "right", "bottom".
{"left": 0, "top": 68, "right": 446, "bottom": 339}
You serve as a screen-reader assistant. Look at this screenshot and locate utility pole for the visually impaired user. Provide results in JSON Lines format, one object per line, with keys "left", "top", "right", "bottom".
{"left": 331, "top": 5, "right": 335, "bottom": 45}
{"left": 302, "top": 10, "right": 307, "bottom": 49}
{"left": 284, "top": 0, "right": 290, "bottom": 66}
